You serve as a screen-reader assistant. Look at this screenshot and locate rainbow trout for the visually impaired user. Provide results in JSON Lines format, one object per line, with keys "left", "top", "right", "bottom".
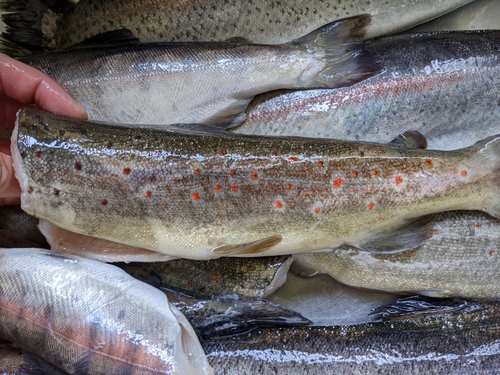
{"left": 11, "top": 108, "right": 500, "bottom": 259}
{"left": 0, "top": 247, "right": 213, "bottom": 375}
{"left": 18, "top": 15, "right": 379, "bottom": 127}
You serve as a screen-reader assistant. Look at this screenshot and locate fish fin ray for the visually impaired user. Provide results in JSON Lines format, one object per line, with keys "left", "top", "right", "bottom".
{"left": 201, "top": 98, "right": 251, "bottom": 129}
{"left": 224, "top": 37, "right": 251, "bottom": 44}
{"left": 354, "top": 216, "right": 434, "bottom": 254}
{"left": 289, "top": 260, "right": 321, "bottom": 277}
{"left": 212, "top": 235, "right": 282, "bottom": 255}
{"left": 65, "top": 29, "right": 140, "bottom": 50}
{"left": 390, "top": 130, "right": 428, "bottom": 149}
{"left": 290, "top": 14, "right": 381, "bottom": 88}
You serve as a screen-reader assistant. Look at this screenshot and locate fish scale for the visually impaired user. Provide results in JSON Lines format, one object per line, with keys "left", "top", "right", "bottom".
{"left": 11, "top": 108, "right": 500, "bottom": 259}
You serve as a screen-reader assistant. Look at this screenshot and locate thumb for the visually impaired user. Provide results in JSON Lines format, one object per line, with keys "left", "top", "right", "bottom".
{"left": 0, "top": 140, "right": 21, "bottom": 204}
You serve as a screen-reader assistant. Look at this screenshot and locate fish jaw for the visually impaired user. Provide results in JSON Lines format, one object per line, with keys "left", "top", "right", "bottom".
{"left": 12, "top": 108, "right": 500, "bottom": 259}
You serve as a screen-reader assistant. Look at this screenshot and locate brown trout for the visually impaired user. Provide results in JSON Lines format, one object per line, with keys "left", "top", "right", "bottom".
{"left": 236, "top": 30, "right": 500, "bottom": 151}
{"left": 0, "top": 247, "right": 213, "bottom": 375}
{"left": 18, "top": 15, "right": 379, "bottom": 127}
{"left": 1, "top": 0, "right": 474, "bottom": 54}
{"left": 12, "top": 108, "right": 500, "bottom": 259}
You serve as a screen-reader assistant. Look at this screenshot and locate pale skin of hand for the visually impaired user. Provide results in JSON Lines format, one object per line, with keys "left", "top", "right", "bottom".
{"left": 0, "top": 53, "right": 87, "bottom": 205}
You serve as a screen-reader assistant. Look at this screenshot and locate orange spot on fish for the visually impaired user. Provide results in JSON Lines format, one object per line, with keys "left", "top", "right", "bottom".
{"left": 74, "top": 162, "right": 82, "bottom": 171}
{"left": 288, "top": 156, "right": 298, "bottom": 162}
{"left": 435, "top": 229, "right": 441, "bottom": 235}
{"left": 372, "top": 170, "right": 380, "bottom": 177}
{"left": 35, "top": 150, "right": 42, "bottom": 158}
{"left": 460, "top": 170, "right": 468, "bottom": 177}
{"left": 212, "top": 275, "right": 220, "bottom": 282}
{"left": 489, "top": 249, "right": 496, "bottom": 257}
{"left": 220, "top": 149, "right": 227, "bottom": 156}
{"left": 250, "top": 171, "right": 258, "bottom": 179}
{"left": 144, "top": 190, "right": 152, "bottom": 198}
{"left": 352, "top": 171, "right": 358, "bottom": 178}
{"left": 286, "top": 183, "right": 294, "bottom": 190}
{"left": 188, "top": 280, "right": 194, "bottom": 287}
{"left": 474, "top": 222, "right": 482, "bottom": 228}
{"left": 123, "top": 167, "right": 131, "bottom": 175}
{"left": 214, "top": 184, "right": 222, "bottom": 193}
{"left": 368, "top": 202, "right": 375, "bottom": 210}
{"left": 425, "top": 159, "right": 433, "bottom": 168}
{"left": 272, "top": 151, "right": 278, "bottom": 156}
{"left": 230, "top": 170, "right": 237, "bottom": 177}
{"left": 395, "top": 176, "right": 403, "bottom": 185}
{"left": 314, "top": 207, "right": 321, "bottom": 214}
{"left": 231, "top": 184, "right": 239, "bottom": 192}
{"left": 304, "top": 191, "right": 310, "bottom": 197}
{"left": 275, "top": 201, "right": 283, "bottom": 209}
{"left": 52, "top": 188, "right": 60, "bottom": 196}
{"left": 192, "top": 192, "right": 200, "bottom": 201}
{"left": 101, "top": 199, "right": 108, "bottom": 206}
{"left": 317, "top": 161, "right": 324, "bottom": 168}
{"left": 194, "top": 168, "right": 201, "bottom": 175}
{"left": 333, "top": 177, "right": 344, "bottom": 189}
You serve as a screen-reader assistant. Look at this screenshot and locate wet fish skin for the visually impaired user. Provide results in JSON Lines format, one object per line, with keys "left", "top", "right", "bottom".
{"left": 19, "top": 15, "right": 378, "bottom": 127}
{"left": 0, "top": 247, "right": 212, "bottom": 375}
{"left": 1, "top": 0, "right": 474, "bottom": 53}
{"left": 202, "top": 299, "right": 500, "bottom": 374}
{"left": 294, "top": 211, "right": 500, "bottom": 299}
{"left": 236, "top": 30, "right": 500, "bottom": 151}
{"left": 12, "top": 108, "right": 500, "bottom": 259}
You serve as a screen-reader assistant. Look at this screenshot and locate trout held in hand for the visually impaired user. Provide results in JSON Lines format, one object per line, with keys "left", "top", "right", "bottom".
{"left": 11, "top": 108, "right": 500, "bottom": 259}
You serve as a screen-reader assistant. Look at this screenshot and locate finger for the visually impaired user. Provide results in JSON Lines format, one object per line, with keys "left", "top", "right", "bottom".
{"left": 0, "top": 53, "right": 87, "bottom": 119}
{"left": 0, "top": 152, "right": 21, "bottom": 199}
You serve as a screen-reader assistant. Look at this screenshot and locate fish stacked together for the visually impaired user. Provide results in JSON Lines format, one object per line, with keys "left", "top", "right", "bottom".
{"left": 2, "top": 0, "right": 500, "bottom": 374}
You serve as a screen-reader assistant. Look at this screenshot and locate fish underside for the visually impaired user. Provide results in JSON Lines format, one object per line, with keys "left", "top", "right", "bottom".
{"left": 18, "top": 15, "right": 379, "bottom": 127}
{"left": 237, "top": 30, "right": 500, "bottom": 151}
{"left": 11, "top": 108, "right": 500, "bottom": 259}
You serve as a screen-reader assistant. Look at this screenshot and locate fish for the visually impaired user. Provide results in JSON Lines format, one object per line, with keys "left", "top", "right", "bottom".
{"left": 1, "top": 0, "right": 474, "bottom": 54}
{"left": 235, "top": 30, "right": 500, "bottom": 151}
{"left": 0, "top": 205, "right": 49, "bottom": 247}
{"left": 11, "top": 108, "right": 500, "bottom": 259}
{"left": 0, "top": 247, "right": 213, "bottom": 375}
{"left": 17, "top": 15, "right": 379, "bottom": 127}
{"left": 201, "top": 297, "right": 500, "bottom": 374}
{"left": 0, "top": 343, "right": 67, "bottom": 375}
{"left": 293, "top": 211, "right": 500, "bottom": 299}
{"left": 120, "top": 255, "right": 292, "bottom": 299}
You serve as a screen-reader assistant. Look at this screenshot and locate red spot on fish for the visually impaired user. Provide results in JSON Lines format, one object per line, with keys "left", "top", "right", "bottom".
{"left": 314, "top": 207, "right": 321, "bottom": 214}
{"left": 212, "top": 275, "right": 220, "bottom": 282}
{"left": 231, "top": 184, "right": 239, "bottom": 192}
{"left": 144, "top": 190, "right": 152, "bottom": 198}
{"left": 425, "top": 159, "right": 433, "bottom": 168}
{"left": 35, "top": 150, "right": 42, "bottom": 158}
{"left": 288, "top": 156, "right": 298, "bottom": 162}
{"left": 372, "top": 170, "right": 380, "bottom": 177}
{"left": 275, "top": 201, "right": 283, "bottom": 209}
{"left": 194, "top": 168, "right": 201, "bottom": 175}
{"left": 250, "top": 171, "right": 258, "bottom": 179}
{"left": 214, "top": 184, "right": 222, "bottom": 193}
{"left": 359, "top": 150, "right": 365, "bottom": 157}
{"left": 220, "top": 149, "right": 227, "bottom": 156}
{"left": 101, "top": 199, "right": 108, "bottom": 206}
{"left": 474, "top": 222, "right": 482, "bottom": 228}
{"left": 192, "top": 192, "right": 200, "bottom": 201}
{"left": 230, "top": 170, "right": 237, "bottom": 177}
{"left": 304, "top": 191, "right": 310, "bottom": 197}
{"left": 489, "top": 249, "right": 496, "bottom": 257}
{"left": 352, "top": 171, "right": 359, "bottom": 178}
{"left": 435, "top": 229, "right": 441, "bottom": 235}
{"left": 333, "top": 178, "right": 344, "bottom": 189}
{"left": 52, "top": 188, "right": 60, "bottom": 196}
{"left": 286, "top": 183, "right": 294, "bottom": 190}
{"left": 317, "top": 161, "right": 324, "bottom": 168}
{"left": 368, "top": 202, "right": 375, "bottom": 210}
{"left": 123, "top": 167, "right": 131, "bottom": 175}
{"left": 460, "top": 170, "right": 468, "bottom": 177}
{"left": 173, "top": 178, "right": 180, "bottom": 184}
{"left": 272, "top": 151, "right": 278, "bottom": 156}
{"left": 188, "top": 280, "right": 194, "bottom": 287}
{"left": 74, "top": 162, "right": 82, "bottom": 171}
{"left": 106, "top": 141, "right": 113, "bottom": 149}
{"left": 395, "top": 176, "right": 403, "bottom": 185}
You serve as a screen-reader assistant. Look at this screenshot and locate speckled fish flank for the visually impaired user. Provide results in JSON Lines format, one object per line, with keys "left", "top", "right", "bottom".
{"left": 11, "top": 108, "right": 500, "bottom": 259}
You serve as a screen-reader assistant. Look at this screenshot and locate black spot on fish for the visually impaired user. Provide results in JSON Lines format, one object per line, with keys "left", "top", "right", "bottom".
{"left": 106, "top": 141, "right": 113, "bottom": 149}
{"left": 117, "top": 309, "right": 126, "bottom": 320}
{"left": 20, "top": 151, "right": 27, "bottom": 159}
{"left": 59, "top": 129, "right": 66, "bottom": 137}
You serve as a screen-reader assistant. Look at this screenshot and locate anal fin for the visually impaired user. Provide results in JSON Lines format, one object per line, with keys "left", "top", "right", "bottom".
{"left": 212, "top": 234, "right": 282, "bottom": 255}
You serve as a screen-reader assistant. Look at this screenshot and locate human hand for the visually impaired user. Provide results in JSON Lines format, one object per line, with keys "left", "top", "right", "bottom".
{"left": 0, "top": 53, "right": 87, "bottom": 205}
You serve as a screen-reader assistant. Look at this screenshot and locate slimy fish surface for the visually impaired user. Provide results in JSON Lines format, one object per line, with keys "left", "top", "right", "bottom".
{"left": 0, "top": 247, "right": 212, "bottom": 375}
{"left": 1, "top": 0, "right": 474, "bottom": 53}
{"left": 12, "top": 108, "right": 500, "bottom": 260}
{"left": 236, "top": 30, "right": 500, "bottom": 151}
{"left": 18, "top": 15, "right": 378, "bottom": 127}
{"left": 294, "top": 211, "right": 500, "bottom": 299}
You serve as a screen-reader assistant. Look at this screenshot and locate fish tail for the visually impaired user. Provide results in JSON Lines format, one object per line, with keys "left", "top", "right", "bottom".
{"left": 290, "top": 14, "right": 381, "bottom": 88}
{"left": 0, "top": 0, "right": 69, "bottom": 57}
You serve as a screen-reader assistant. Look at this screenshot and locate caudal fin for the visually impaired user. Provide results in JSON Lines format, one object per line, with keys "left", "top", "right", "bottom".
{"left": 290, "top": 14, "right": 381, "bottom": 88}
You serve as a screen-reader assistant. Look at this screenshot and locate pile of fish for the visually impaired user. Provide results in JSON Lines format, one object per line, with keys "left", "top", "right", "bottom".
{"left": 1, "top": 0, "right": 500, "bottom": 374}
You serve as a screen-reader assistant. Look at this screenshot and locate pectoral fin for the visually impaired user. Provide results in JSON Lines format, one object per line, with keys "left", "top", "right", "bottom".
{"left": 212, "top": 234, "right": 282, "bottom": 255}
{"left": 354, "top": 216, "right": 434, "bottom": 254}
{"left": 202, "top": 98, "right": 251, "bottom": 128}
{"left": 66, "top": 29, "right": 140, "bottom": 50}
{"left": 390, "top": 130, "right": 428, "bottom": 149}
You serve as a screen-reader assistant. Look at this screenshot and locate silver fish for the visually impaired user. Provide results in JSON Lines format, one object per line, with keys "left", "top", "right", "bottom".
{"left": 1, "top": 0, "right": 474, "bottom": 53}
{"left": 11, "top": 108, "right": 500, "bottom": 259}
{"left": 19, "top": 15, "right": 379, "bottom": 127}
{"left": 0, "top": 247, "right": 212, "bottom": 375}
{"left": 235, "top": 30, "right": 500, "bottom": 151}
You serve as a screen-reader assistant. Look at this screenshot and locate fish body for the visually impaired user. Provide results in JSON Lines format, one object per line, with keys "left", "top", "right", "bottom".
{"left": 236, "top": 30, "right": 500, "bottom": 151}
{"left": 19, "top": 15, "right": 378, "bottom": 127}
{"left": 12, "top": 108, "right": 500, "bottom": 259}
{"left": 294, "top": 211, "right": 500, "bottom": 299}
{"left": 1, "top": 0, "right": 474, "bottom": 53}
{"left": 202, "top": 299, "right": 500, "bottom": 374}
{"left": 0, "top": 247, "right": 212, "bottom": 375}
